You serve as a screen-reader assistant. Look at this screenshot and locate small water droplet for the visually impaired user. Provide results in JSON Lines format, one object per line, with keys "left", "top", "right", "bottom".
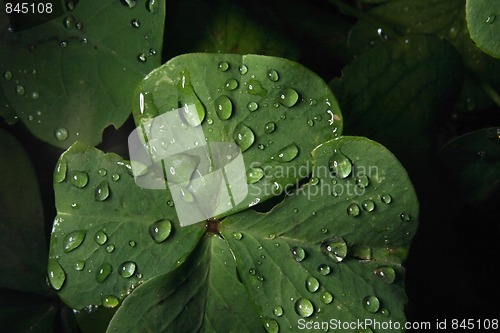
{"left": 73, "top": 260, "right": 85, "bottom": 271}
{"left": 121, "top": 0, "right": 137, "bottom": 8}
{"left": 95, "top": 181, "right": 110, "bottom": 201}
{"left": 106, "top": 244, "right": 115, "bottom": 253}
{"left": 273, "top": 144, "right": 299, "bottom": 162}
{"left": 321, "top": 236, "right": 348, "bottom": 263}
{"left": 129, "top": 240, "right": 136, "bottom": 247}
{"left": 239, "top": 64, "right": 248, "bottom": 75}
{"left": 362, "top": 200, "right": 375, "bottom": 212}
{"left": 98, "top": 168, "right": 107, "bottom": 177}
{"left": 146, "top": 0, "right": 159, "bottom": 13}
{"left": 54, "top": 161, "right": 67, "bottom": 183}
{"left": 310, "top": 177, "right": 319, "bottom": 185}
{"left": 247, "top": 101, "right": 259, "bottom": 112}
{"left": 233, "top": 232, "right": 243, "bottom": 240}
{"left": 321, "top": 228, "right": 328, "bottom": 234}
{"left": 263, "top": 317, "right": 279, "bottom": 333}
{"left": 3, "top": 70, "right": 13, "bottom": 80}
{"left": 111, "top": 173, "right": 120, "bottom": 181}
{"left": 268, "top": 233, "right": 276, "bottom": 239}
{"left": 329, "top": 149, "right": 352, "bottom": 178}
{"left": 119, "top": 261, "right": 137, "bottom": 278}
{"left": 59, "top": 40, "right": 68, "bottom": 47}
{"left": 75, "top": 21, "right": 83, "bottom": 30}
{"left": 54, "top": 127, "right": 69, "bottom": 141}
{"left": 63, "top": 230, "right": 86, "bottom": 253}
{"left": 267, "top": 69, "right": 279, "bottom": 82}
{"left": 249, "top": 268, "right": 256, "bottom": 275}
{"left": 280, "top": 113, "right": 286, "bottom": 120}
{"left": 347, "top": 203, "right": 360, "bottom": 217}
{"left": 317, "top": 264, "right": 331, "bottom": 276}
{"left": 257, "top": 144, "right": 265, "bottom": 150}
{"left": 306, "top": 276, "right": 320, "bottom": 293}
{"left": 15, "top": 85, "right": 25, "bottom": 96}
{"left": 70, "top": 170, "right": 89, "bottom": 188}
{"left": 246, "top": 79, "right": 267, "bottom": 97}
{"left": 293, "top": 208, "right": 298, "bottom": 213}
{"left": 95, "top": 230, "right": 108, "bottom": 245}
{"left": 64, "top": 16, "right": 75, "bottom": 29}
{"left": 307, "top": 119, "right": 314, "bottom": 127}
{"left": 149, "top": 219, "right": 173, "bottom": 243}
{"left": 247, "top": 167, "right": 264, "bottom": 184}
{"left": 233, "top": 123, "right": 255, "bottom": 152}
{"left": 362, "top": 295, "right": 380, "bottom": 313}
{"left": 400, "top": 212, "right": 412, "bottom": 221}
{"left": 486, "top": 15, "right": 496, "bottom": 24}
{"left": 278, "top": 87, "right": 299, "bottom": 107}
{"left": 96, "top": 263, "right": 112, "bottom": 283}
{"left": 131, "top": 19, "right": 140, "bottom": 28}
{"left": 101, "top": 295, "right": 119, "bottom": 308}
{"left": 273, "top": 305, "right": 283, "bottom": 317}
{"left": 291, "top": 246, "right": 306, "bottom": 262}
{"left": 380, "top": 193, "right": 392, "bottom": 204}
{"left": 177, "top": 70, "right": 206, "bottom": 126}
{"left": 356, "top": 175, "right": 370, "bottom": 188}
{"left": 264, "top": 122, "right": 276, "bottom": 133}
{"left": 374, "top": 266, "right": 396, "bottom": 284}
{"left": 295, "top": 298, "right": 314, "bottom": 317}
{"left": 48, "top": 259, "right": 66, "bottom": 290}
{"left": 30, "top": 91, "right": 39, "bottom": 99}
{"left": 138, "top": 53, "right": 147, "bottom": 62}
{"left": 381, "top": 308, "right": 390, "bottom": 317}
{"left": 217, "top": 61, "right": 229, "bottom": 72}
{"left": 320, "top": 291, "right": 334, "bottom": 304}
{"left": 215, "top": 95, "right": 233, "bottom": 120}
{"left": 224, "top": 78, "right": 239, "bottom": 91}
{"left": 167, "top": 200, "right": 174, "bottom": 207}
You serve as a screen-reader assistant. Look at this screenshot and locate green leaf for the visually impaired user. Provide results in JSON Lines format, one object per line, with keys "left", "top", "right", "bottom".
{"left": 0, "top": 0, "right": 165, "bottom": 148}
{"left": 48, "top": 142, "right": 205, "bottom": 309}
{"left": 332, "top": 34, "right": 463, "bottom": 165}
{"left": 0, "top": 129, "right": 48, "bottom": 295}
{"left": 466, "top": 0, "right": 500, "bottom": 58}
{"left": 438, "top": 127, "right": 500, "bottom": 204}
{"left": 106, "top": 136, "right": 418, "bottom": 332}
{"left": 348, "top": 0, "right": 500, "bottom": 109}
{"left": 133, "top": 53, "right": 343, "bottom": 219}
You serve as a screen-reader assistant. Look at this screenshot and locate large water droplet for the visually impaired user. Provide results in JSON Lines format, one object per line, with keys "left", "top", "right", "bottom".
{"left": 321, "top": 236, "right": 348, "bottom": 263}
{"left": 149, "top": 219, "right": 173, "bottom": 243}
{"left": 273, "top": 144, "right": 298, "bottom": 162}
{"left": 246, "top": 79, "right": 267, "bottom": 97}
{"left": 363, "top": 295, "right": 380, "bottom": 313}
{"left": 320, "top": 291, "right": 334, "bottom": 304}
{"left": 291, "top": 246, "right": 306, "bottom": 262}
{"left": 374, "top": 266, "right": 396, "bottom": 284}
{"left": 361, "top": 200, "right": 375, "bottom": 212}
{"left": 106, "top": 244, "right": 115, "bottom": 253}
{"left": 54, "top": 127, "right": 69, "bottom": 141}
{"left": 63, "top": 230, "right": 86, "bottom": 253}
{"left": 295, "top": 298, "right": 314, "bottom": 318}
{"left": 247, "top": 167, "right": 264, "bottom": 184}
{"left": 306, "top": 276, "right": 320, "bottom": 293}
{"left": 96, "top": 263, "right": 112, "bottom": 283}
{"left": 224, "top": 78, "right": 239, "bottom": 91}
{"left": 119, "top": 261, "right": 137, "bottom": 278}
{"left": 263, "top": 317, "right": 279, "bottom": 333}
{"left": 54, "top": 161, "right": 67, "bottom": 183}
{"left": 70, "top": 170, "right": 88, "bottom": 188}
{"left": 247, "top": 101, "right": 259, "bottom": 112}
{"left": 48, "top": 259, "right": 66, "bottom": 290}
{"left": 267, "top": 69, "right": 279, "bottom": 82}
{"left": 73, "top": 260, "right": 85, "bottom": 271}
{"left": 329, "top": 149, "right": 352, "bottom": 178}
{"left": 273, "top": 305, "right": 283, "bottom": 317}
{"left": 317, "top": 264, "right": 331, "bottom": 276}
{"left": 102, "top": 295, "right": 119, "bottom": 308}
{"left": 121, "top": 0, "right": 137, "bottom": 8}
{"left": 64, "top": 16, "right": 75, "bottom": 29}
{"left": 146, "top": 0, "right": 159, "bottom": 13}
{"left": 233, "top": 123, "right": 255, "bottom": 152}
{"left": 215, "top": 95, "right": 233, "bottom": 120}
{"left": 278, "top": 88, "right": 299, "bottom": 107}
{"left": 217, "top": 61, "right": 229, "bottom": 72}
{"left": 264, "top": 122, "right": 276, "bottom": 133}
{"left": 177, "top": 70, "right": 206, "bottom": 126}
{"left": 95, "top": 181, "right": 110, "bottom": 201}
{"left": 95, "top": 230, "right": 108, "bottom": 245}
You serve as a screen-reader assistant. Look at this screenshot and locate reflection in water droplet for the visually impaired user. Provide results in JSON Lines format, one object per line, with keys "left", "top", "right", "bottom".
{"left": 278, "top": 87, "right": 299, "bottom": 107}
{"left": 64, "top": 16, "right": 75, "bottom": 29}
{"left": 95, "top": 230, "right": 108, "bottom": 245}
{"left": 247, "top": 101, "right": 259, "bottom": 112}
{"left": 239, "top": 64, "right": 248, "bottom": 75}
{"left": 247, "top": 167, "right": 264, "bottom": 184}
{"left": 362, "top": 200, "right": 375, "bottom": 212}
{"left": 215, "top": 95, "right": 233, "bottom": 120}
{"left": 149, "top": 219, "right": 173, "bottom": 243}
{"left": 267, "top": 69, "right": 279, "bottom": 81}
{"left": 374, "top": 266, "right": 396, "bottom": 284}
{"left": 329, "top": 149, "right": 352, "bottom": 178}
{"left": 233, "top": 232, "right": 243, "bottom": 240}
{"left": 224, "top": 78, "right": 239, "bottom": 91}
{"left": 273, "top": 305, "right": 283, "bottom": 317}
{"left": 363, "top": 295, "right": 380, "bottom": 313}
{"left": 380, "top": 193, "right": 392, "bottom": 204}
{"left": 102, "top": 295, "right": 119, "bottom": 308}
{"left": 217, "top": 61, "right": 229, "bottom": 72}
{"left": 321, "top": 236, "right": 348, "bottom": 263}
{"left": 95, "top": 181, "right": 110, "bottom": 201}
{"left": 48, "top": 259, "right": 66, "bottom": 290}
{"left": 112, "top": 173, "right": 120, "bottom": 181}
{"left": 73, "top": 260, "right": 85, "bottom": 271}
{"left": 119, "top": 261, "right": 137, "bottom": 278}
{"left": 263, "top": 317, "right": 279, "bottom": 333}
{"left": 347, "top": 203, "right": 360, "bottom": 217}
{"left": 291, "top": 246, "right": 306, "bottom": 262}
{"left": 96, "top": 263, "right": 112, "bottom": 283}
{"left": 54, "top": 161, "right": 67, "bottom": 183}
{"left": 55, "top": 127, "right": 69, "bottom": 141}
{"left": 317, "top": 264, "right": 331, "bottom": 276}
{"left": 233, "top": 123, "right": 255, "bottom": 152}
{"left": 70, "top": 170, "right": 88, "bottom": 188}
{"left": 356, "top": 175, "right": 369, "bottom": 188}
{"left": 306, "top": 276, "right": 320, "bottom": 293}
{"left": 106, "top": 244, "right": 115, "bottom": 253}
{"left": 321, "top": 291, "right": 334, "bottom": 304}
{"left": 63, "top": 230, "right": 86, "bottom": 253}
{"left": 274, "top": 144, "right": 299, "bottom": 162}
{"left": 295, "top": 298, "right": 314, "bottom": 317}
{"left": 98, "top": 168, "right": 107, "bottom": 176}
{"left": 264, "top": 122, "right": 276, "bottom": 133}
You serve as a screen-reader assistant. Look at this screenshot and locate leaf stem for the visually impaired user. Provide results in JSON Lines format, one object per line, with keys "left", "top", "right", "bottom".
{"left": 481, "top": 81, "right": 500, "bottom": 108}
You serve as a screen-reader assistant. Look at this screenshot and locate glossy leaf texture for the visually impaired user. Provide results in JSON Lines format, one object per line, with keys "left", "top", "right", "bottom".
{"left": 331, "top": 34, "right": 463, "bottom": 166}
{"left": 106, "top": 136, "right": 418, "bottom": 332}
{"left": 0, "top": 129, "right": 48, "bottom": 295}
{"left": 0, "top": 0, "right": 165, "bottom": 148}
{"left": 48, "top": 142, "right": 205, "bottom": 309}
{"left": 348, "top": 0, "right": 500, "bottom": 110}
{"left": 438, "top": 127, "right": 500, "bottom": 204}
{"left": 466, "top": 0, "right": 500, "bottom": 58}
{"left": 133, "top": 53, "right": 343, "bottom": 219}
